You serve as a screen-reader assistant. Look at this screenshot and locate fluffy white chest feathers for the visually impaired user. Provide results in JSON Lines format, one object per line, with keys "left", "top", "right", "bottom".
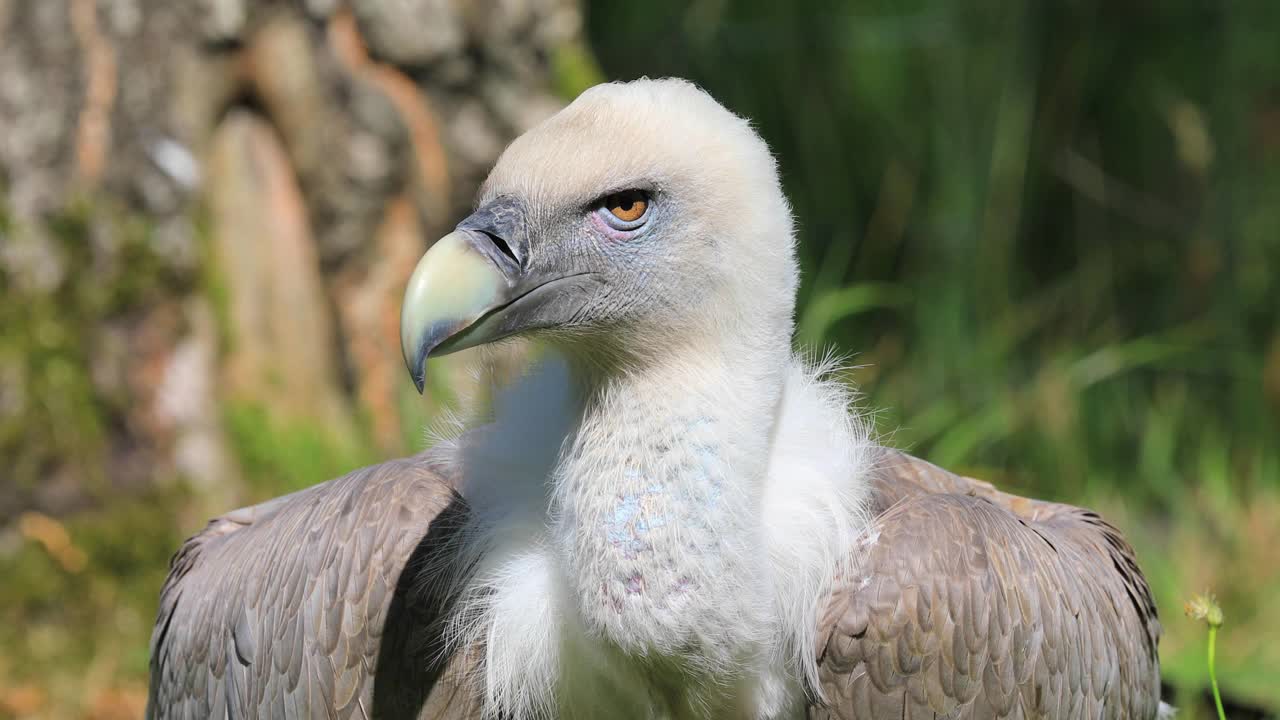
{"left": 442, "top": 353, "right": 872, "bottom": 719}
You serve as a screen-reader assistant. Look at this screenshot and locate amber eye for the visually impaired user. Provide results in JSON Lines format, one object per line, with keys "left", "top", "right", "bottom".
{"left": 607, "top": 192, "right": 647, "bottom": 222}
{"left": 599, "top": 190, "right": 651, "bottom": 230}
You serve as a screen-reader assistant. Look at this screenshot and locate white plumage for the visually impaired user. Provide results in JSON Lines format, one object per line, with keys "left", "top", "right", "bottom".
{"left": 427, "top": 79, "right": 874, "bottom": 718}
{"left": 444, "top": 353, "right": 872, "bottom": 718}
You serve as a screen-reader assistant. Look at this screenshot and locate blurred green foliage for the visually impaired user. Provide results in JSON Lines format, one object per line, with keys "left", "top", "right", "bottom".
{"left": 0, "top": 200, "right": 171, "bottom": 503}
{"left": 226, "top": 403, "right": 375, "bottom": 496}
{"left": 587, "top": 0, "right": 1280, "bottom": 713}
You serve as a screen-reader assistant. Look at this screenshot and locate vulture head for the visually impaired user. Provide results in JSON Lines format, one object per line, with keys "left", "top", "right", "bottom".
{"left": 401, "top": 78, "right": 799, "bottom": 388}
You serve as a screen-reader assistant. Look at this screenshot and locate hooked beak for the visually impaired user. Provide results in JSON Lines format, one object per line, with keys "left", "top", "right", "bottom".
{"left": 400, "top": 199, "right": 600, "bottom": 393}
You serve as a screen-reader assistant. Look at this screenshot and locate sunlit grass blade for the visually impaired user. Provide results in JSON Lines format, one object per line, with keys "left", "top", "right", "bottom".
{"left": 797, "top": 282, "right": 910, "bottom": 347}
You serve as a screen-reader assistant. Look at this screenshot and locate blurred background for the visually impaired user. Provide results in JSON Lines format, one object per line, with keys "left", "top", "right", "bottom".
{"left": 1, "top": 0, "right": 1277, "bottom": 717}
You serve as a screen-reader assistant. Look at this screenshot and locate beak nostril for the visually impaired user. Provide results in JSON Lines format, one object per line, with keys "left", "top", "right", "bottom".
{"left": 480, "top": 230, "right": 520, "bottom": 265}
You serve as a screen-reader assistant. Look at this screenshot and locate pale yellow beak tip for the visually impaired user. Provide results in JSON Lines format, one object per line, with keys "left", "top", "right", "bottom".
{"left": 400, "top": 231, "right": 507, "bottom": 391}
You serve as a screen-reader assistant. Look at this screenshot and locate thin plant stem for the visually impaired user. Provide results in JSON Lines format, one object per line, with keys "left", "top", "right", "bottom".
{"left": 1207, "top": 625, "right": 1226, "bottom": 720}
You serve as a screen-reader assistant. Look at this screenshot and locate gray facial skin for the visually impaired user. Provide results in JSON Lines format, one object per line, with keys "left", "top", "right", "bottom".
{"left": 400, "top": 167, "right": 728, "bottom": 394}
{"left": 399, "top": 195, "right": 613, "bottom": 393}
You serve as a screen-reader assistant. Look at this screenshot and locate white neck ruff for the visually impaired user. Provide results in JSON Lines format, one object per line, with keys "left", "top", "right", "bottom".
{"left": 439, "top": 348, "right": 873, "bottom": 719}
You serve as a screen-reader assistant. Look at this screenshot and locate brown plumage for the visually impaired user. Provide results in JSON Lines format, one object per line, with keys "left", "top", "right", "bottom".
{"left": 147, "top": 447, "right": 1160, "bottom": 719}
{"left": 147, "top": 452, "right": 479, "bottom": 719}
{"left": 814, "top": 449, "right": 1161, "bottom": 719}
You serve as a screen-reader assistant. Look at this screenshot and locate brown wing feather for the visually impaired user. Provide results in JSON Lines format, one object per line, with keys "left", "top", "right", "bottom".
{"left": 812, "top": 449, "right": 1161, "bottom": 719}
{"left": 146, "top": 451, "right": 483, "bottom": 720}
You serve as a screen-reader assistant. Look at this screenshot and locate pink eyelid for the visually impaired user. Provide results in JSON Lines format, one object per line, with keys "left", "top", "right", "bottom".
{"left": 591, "top": 207, "right": 644, "bottom": 239}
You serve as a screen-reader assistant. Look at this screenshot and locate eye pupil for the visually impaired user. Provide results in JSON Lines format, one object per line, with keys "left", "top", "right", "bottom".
{"left": 605, "top": 191, "right": 648, "bottom": 224}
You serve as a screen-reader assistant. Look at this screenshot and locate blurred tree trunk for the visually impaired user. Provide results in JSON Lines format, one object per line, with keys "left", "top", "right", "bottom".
{"left": 0, "top": 0, "right": 586, "bottom": 520}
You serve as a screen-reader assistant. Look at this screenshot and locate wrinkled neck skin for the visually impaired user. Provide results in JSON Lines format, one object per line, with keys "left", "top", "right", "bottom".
{"left": 443, "top": 323, "right": 871, "bottom": 720}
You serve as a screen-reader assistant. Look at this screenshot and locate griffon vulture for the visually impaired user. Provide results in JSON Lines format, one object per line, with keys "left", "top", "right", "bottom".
{"left": 148, "top": 78, "right": 1164, "bottom": 719}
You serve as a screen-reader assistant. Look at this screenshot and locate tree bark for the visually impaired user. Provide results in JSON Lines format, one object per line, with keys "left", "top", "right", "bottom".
{"left": 0, "top": 0, "right": 584, "bottom": 520}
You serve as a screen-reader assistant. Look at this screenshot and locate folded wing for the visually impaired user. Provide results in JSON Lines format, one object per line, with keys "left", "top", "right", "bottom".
{"left": 812, "top": 450, "right": 1161, "bottom": 719}
{"left": 146, "top": 452, "right": 481, "bottom": 720}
